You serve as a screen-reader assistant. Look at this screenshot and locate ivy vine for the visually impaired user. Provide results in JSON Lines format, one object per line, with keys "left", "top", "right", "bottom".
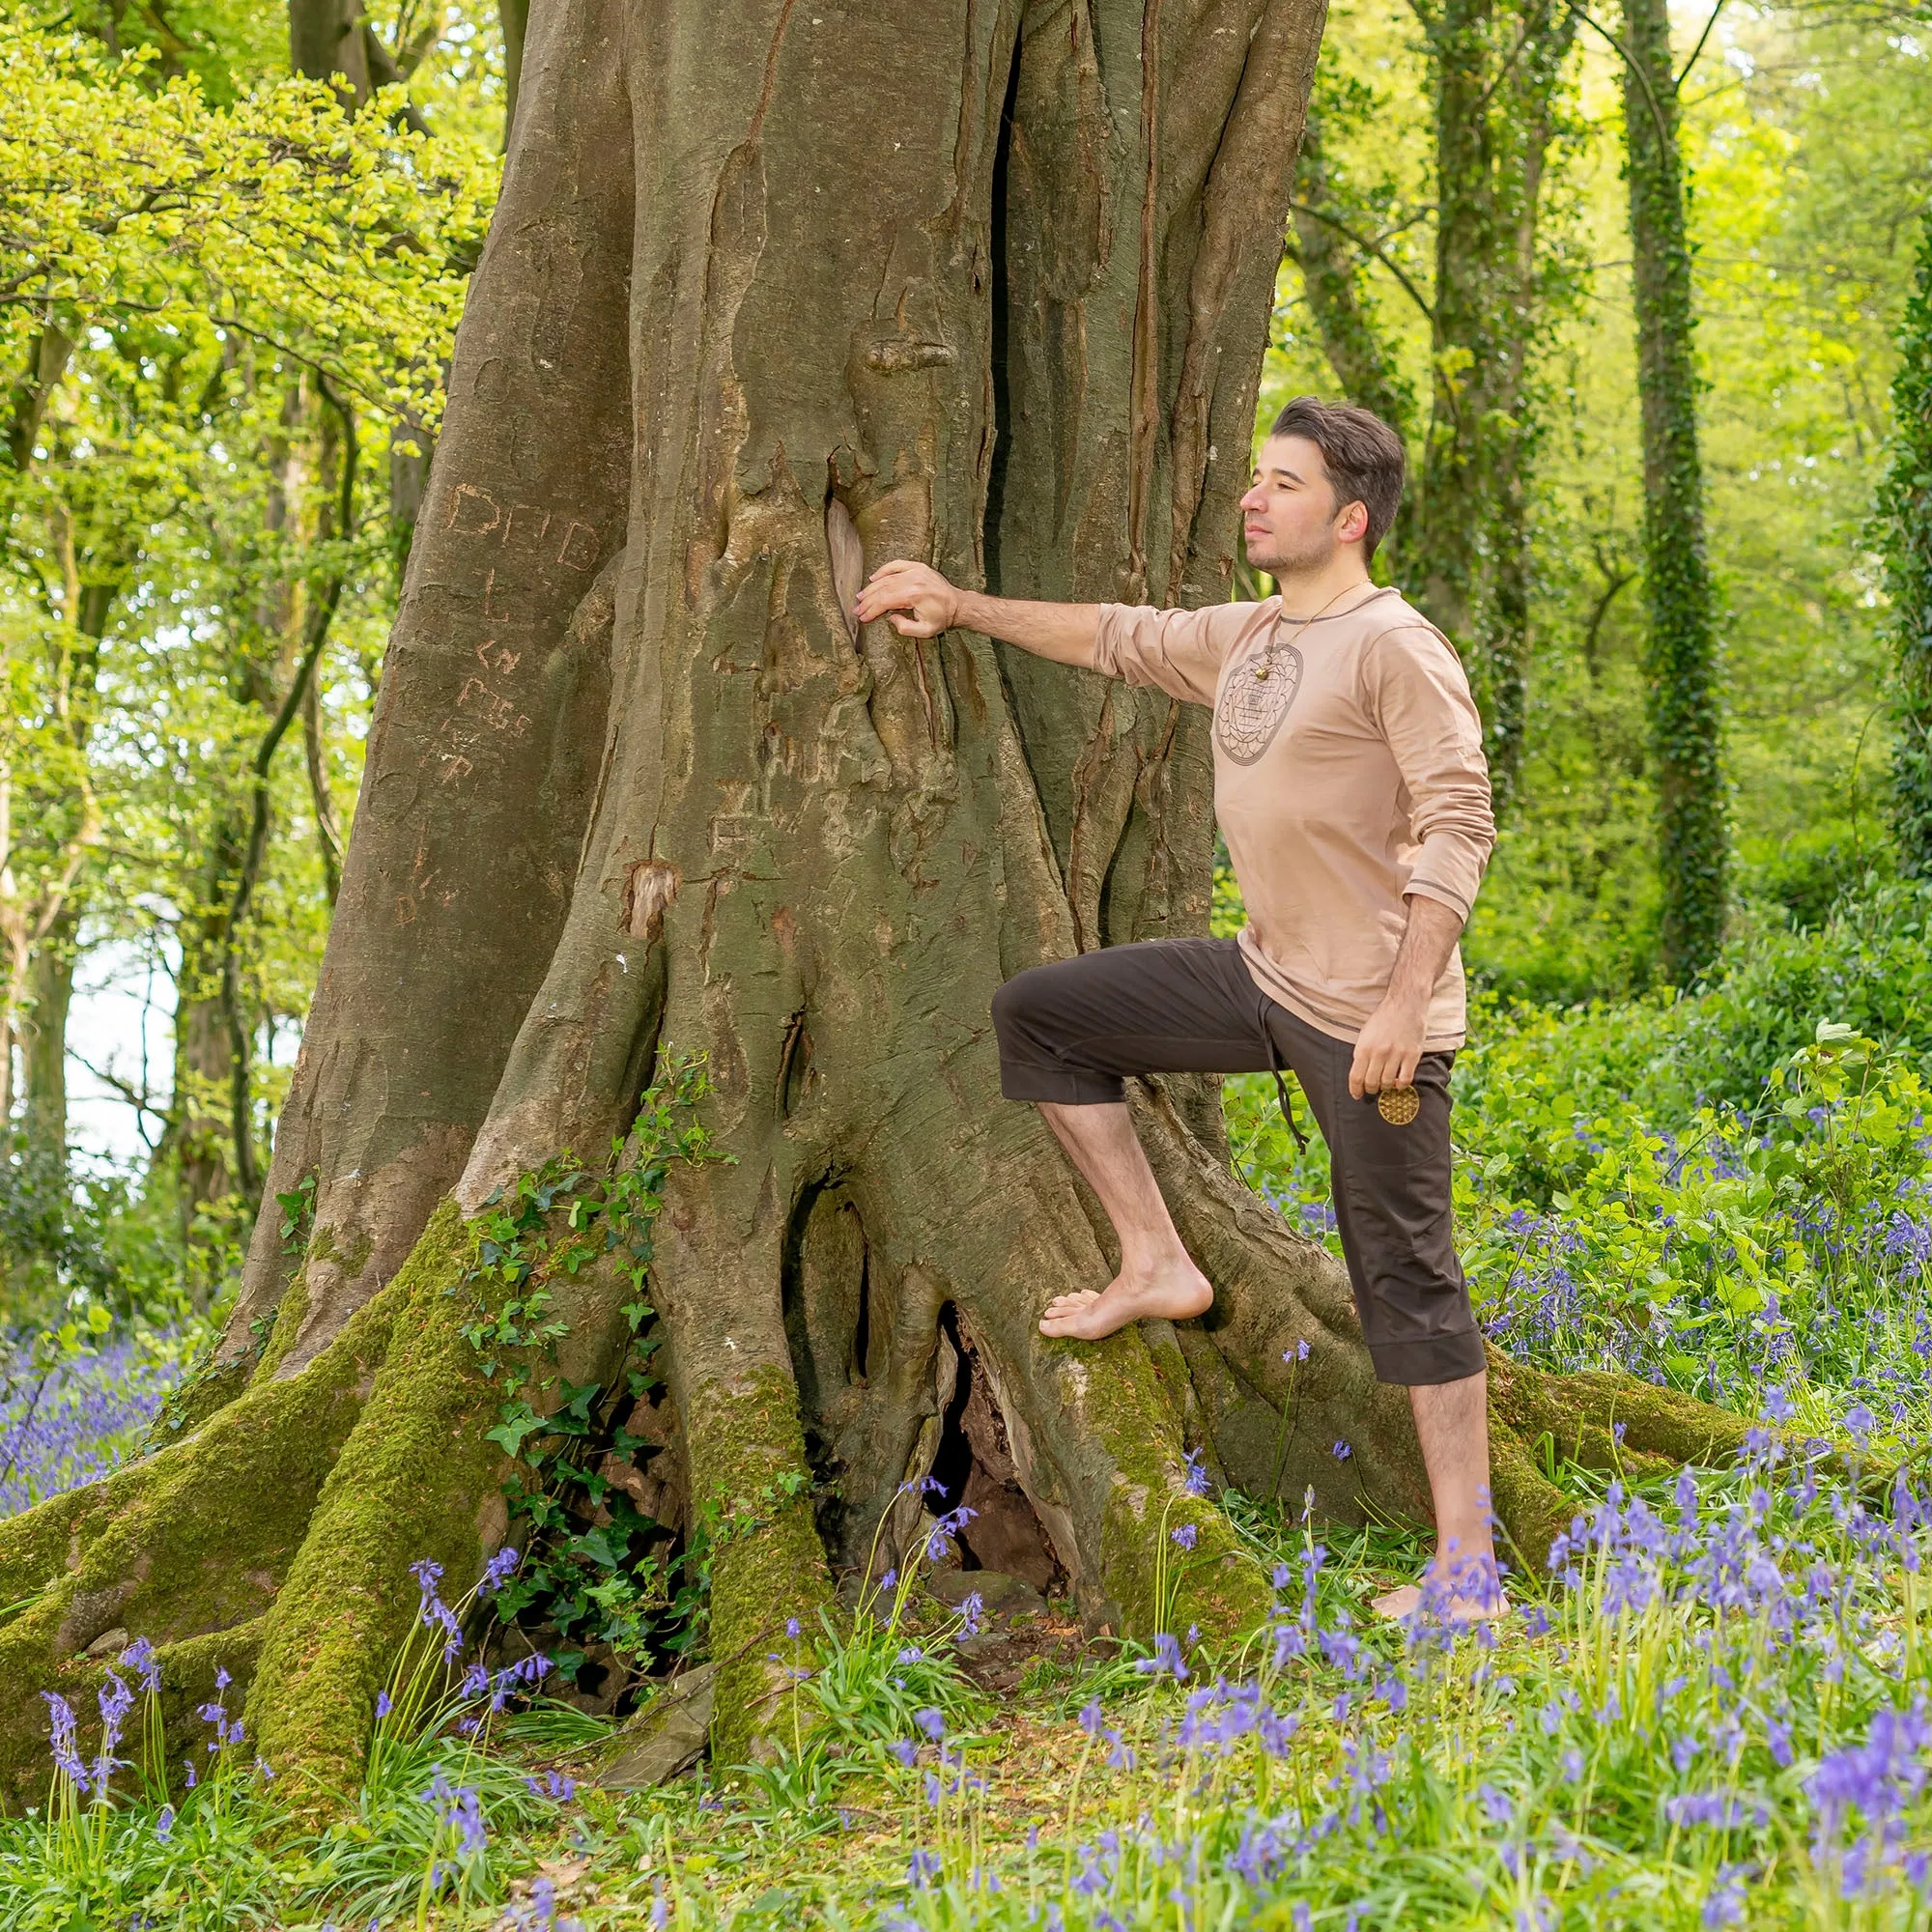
{"left": 1881, "top": 200, "right": 1932, "bottom": 877}
{"left": 455, "top": 1049, "right": 732, "bottom": 1681}
{"left": 1621, "top": 0, "right": 1726, "bottom": 984}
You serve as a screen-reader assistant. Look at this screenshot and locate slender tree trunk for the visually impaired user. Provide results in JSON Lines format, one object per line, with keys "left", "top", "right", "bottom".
{"left": 1407, "top": 0, "right": 1574, "bottom": 814}
{"left": 21, "top": 905, "right": 75, "bottom": 1176}
{"left": 498, "top": 0, "right": 530, "bottom": 151}
{"left": 1885, "top": 207, "right": 1932, "bottom": 876}
{"left": 1288, "top": 108, "right": 1416, "bottom": 576}
{"left": 301, "top": 676, "right": 345, "bottom": 906}
{"left": 1622, "top": 0, "right": 1724, "bottom": 981}
{"left": 290, "top": 0, "right": 374, "bottom": 99}
{"left": 0, "top": 0, "right": 1756, "bottom": 1814}
{"left": 171, "top": 926, "right": 238, "bottom": 1251}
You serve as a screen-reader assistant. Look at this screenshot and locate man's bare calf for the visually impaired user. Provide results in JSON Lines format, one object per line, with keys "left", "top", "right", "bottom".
{"left": 1369, "top": 1369, "right": 1507, "bottom": 1622}
{"left": 1034, "top": 1100, "right": 1213, "bottom": 1338}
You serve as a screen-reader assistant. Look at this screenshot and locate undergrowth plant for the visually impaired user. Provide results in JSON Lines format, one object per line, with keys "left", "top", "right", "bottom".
{"left": 460, "top": 1050, "right": 731, "bottom": 1678}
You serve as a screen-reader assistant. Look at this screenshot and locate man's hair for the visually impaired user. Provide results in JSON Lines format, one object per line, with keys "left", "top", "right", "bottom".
{"left": 1266, "top": 396, "right": 1406, "bottom": 560}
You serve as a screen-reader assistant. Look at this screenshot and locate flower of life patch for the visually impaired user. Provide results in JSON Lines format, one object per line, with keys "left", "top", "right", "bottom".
{"left": 1214, "top": 633, "right": 1304, "bottom": 766}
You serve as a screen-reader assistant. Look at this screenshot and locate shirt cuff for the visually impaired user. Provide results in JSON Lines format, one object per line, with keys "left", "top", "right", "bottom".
{"left": 1403, "top": 876, "right": 1473, "bottom": 924}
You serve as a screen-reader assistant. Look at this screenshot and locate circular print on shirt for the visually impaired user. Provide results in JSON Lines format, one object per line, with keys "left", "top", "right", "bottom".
{"left": 1214, "top": 634, "right": 1304, "bottom": 765}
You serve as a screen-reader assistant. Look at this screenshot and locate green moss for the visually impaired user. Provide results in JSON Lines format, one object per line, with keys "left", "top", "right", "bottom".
{"left": 249, "top": 1267, "right": 312, "bottom": 1382}
{"left": 1068, "top": 1334, "right": 1271, "bottom": 1646}
{"left": 0, "top": 1265, "right": 404, "bottom": 1811}
{"left": 246, "top": 1201, "right": 505, "bottom": 1811}
{"left": 682, "top": 1363, "right": 832, "bottom": 1768}
{"left": 144, "top": 1347, "right": 256, "bottom": 1449}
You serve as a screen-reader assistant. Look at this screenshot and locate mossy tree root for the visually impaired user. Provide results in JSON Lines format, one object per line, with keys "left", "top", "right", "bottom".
{"left": 0, "top": 1259, "right": 404, "bottom": 1807}
{"left": 245, "top": 1201, "right": 510, "bottom": 1812}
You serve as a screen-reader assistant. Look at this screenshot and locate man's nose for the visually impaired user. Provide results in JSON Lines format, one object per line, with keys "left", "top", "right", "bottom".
{"left": 1239, "top": 488, "right": 1265, "bottom": 513}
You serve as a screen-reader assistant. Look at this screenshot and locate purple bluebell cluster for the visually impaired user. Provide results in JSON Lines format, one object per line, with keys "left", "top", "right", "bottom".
{"left": 0, "top": 1337, "right": 183, "bottom": 1517}
{"left": 41, "top": 1649, "right": 247, "bottom": 1804}
{"left": 425, "top": 1767, "right": 488, "bottom": 1889}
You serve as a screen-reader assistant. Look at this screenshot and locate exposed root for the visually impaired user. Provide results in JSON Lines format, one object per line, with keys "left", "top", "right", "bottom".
{"left": 1132, "top": 1080, "right": 1761, "bottom": 1576}
{"left": 247, "top": 1201, "right": 505, "bottom": 1811}
{"left": 0, "top": 1268, "right": 402, "bottom": 1805}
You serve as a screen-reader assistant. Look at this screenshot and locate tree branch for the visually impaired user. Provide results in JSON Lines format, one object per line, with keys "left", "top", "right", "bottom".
{"left": 219, "top": 376, "right": 357, "bottom": 1199}
{"left": 1564, "top": 3, "right": 1673, "bottom": 155}
{"left": 1674, "top": 0, "right": 1728, "bottom": 91}
{"left": 1287, "top": 201, "right": 1435, "bottom": 323}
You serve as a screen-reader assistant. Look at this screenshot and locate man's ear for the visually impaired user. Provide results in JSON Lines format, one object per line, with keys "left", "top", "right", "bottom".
{"left": 1337, "top": 499, "right": 1371, "bottom": 546}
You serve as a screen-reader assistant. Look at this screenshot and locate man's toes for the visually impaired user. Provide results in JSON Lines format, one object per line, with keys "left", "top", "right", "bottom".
{"left": 1371, "top": 1583, "right": 1422, "bottom": 1621}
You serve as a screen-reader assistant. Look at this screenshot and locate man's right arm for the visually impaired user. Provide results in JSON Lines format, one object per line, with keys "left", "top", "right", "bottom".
{"left": 854, "top": 560, "right": 1100, "bottom": 669}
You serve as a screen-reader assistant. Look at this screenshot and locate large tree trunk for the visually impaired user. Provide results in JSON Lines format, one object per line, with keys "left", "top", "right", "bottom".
{"left": 0, "top": 0, "right": 1751, "bottom": 1811}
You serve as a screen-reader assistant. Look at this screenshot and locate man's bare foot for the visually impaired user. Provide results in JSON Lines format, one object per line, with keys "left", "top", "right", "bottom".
{"left": 1038, "top": 1263, "right": 1213, "bottom": 1339}
{"left": 1371, "top": 1579, "right": 1510, "bottom": 1624}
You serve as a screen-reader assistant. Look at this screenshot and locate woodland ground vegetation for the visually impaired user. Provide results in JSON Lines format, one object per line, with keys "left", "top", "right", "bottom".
{"left": 1, "top": 0, "right": 1930, "bottom": 1923}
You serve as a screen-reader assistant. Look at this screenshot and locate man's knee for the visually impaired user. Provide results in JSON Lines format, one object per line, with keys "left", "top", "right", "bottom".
{"left": 990, "top": 966, "right": 1047, "bottom": 1048}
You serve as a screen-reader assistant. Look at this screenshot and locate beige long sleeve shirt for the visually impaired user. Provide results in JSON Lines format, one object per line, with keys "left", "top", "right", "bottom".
{"left": 1093, "top": 584, "right": 1495, "bottom": 1049}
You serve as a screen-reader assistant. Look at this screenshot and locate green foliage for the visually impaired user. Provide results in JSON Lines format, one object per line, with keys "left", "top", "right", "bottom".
{"left": 1230, "top": 879, "right": 1932, "bottom": 1425}
{"left": 1880, "top": 198, "right": 1932, "bottom": 875}
{"left": 0, "top": 32, "right": 494, "bottom": 432}
{"left": 732, "top": 1567, "right": 990, "bottom": 1828}
{"left": 460, "top": 1053, "right": 733, "bottom": 1675}
{"left": 0, "top": 1648, "right": 582, "bottom": 1931}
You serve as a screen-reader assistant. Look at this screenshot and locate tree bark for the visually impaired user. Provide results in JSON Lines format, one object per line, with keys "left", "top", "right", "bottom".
{"left": 0, "top": 0, "right": 1753, "bottom": 1812}
{"left": 1622, "top": 0, "right": 1723, "bottom": 980}
{"left": 1406, "top": 0, "right": 1576, "bottom": 814}
{"left": 1884, "top": 206, "right": 1932, "bottom": 874}
{"left": 21, "top": 904, "right": 75, "bottom": 1175}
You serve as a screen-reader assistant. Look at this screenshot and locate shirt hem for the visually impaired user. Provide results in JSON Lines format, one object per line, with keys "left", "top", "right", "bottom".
{"left": 1235, "top": 939, "right": 1468, "bottom": 1053}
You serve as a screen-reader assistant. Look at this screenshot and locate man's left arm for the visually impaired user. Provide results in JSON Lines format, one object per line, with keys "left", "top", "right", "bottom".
{"left": 1349, "top": 895, "right": 1465, "bottom": 1099}
{"left": 1349, "top": 626, "right": 1498, "bottom": 1100}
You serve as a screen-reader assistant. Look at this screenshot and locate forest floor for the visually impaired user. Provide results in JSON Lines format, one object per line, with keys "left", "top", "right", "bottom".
{"left": 7, "top": 886, "right": 1932, "bottom": 1928}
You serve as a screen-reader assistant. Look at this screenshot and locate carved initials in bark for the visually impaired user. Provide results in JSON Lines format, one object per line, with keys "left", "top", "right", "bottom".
{"left": 0, "top": 0, "right": 1749, "bottom": 1808}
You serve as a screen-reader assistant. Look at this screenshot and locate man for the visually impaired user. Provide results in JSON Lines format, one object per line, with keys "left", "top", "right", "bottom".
{"left": 853, "top": 397, "right": 1499, "bottom": 1618}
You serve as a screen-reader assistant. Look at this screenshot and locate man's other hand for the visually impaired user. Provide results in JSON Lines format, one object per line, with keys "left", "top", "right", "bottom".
{"left": 1349, "top": 992, "right": 1427, "bottom": 1100}
{"left": 855, "top": 560, "right": 961, "bottom": 639}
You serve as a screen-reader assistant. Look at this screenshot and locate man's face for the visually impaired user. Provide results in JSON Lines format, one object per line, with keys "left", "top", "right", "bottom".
{"left": 1238, "top": 435, "right": 1364, "bottom": 574}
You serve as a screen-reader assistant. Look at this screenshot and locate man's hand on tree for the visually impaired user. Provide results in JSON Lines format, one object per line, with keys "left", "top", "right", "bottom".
{"left": 855, "top": 560, "right": 961, "bottom": 638}
{"left": 1348, "top": 992, "right": 1428, "bottom": 1100}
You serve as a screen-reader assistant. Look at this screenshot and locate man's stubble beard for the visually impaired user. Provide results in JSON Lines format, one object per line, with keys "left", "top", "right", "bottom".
{"left": 1245, "top": 525, "right": 1338, "bottom": 582}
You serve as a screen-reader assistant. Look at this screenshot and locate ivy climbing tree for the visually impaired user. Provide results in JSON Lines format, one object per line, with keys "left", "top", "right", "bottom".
{"left": 1288, "top": 1, "right": 1580, "bottom": 813}
{"left": 1415, "top": 0, "right": 1580, "bottom": 813}
{"left": 0, "top": 0, "right": 1757, "bottom": 1812}
{"left": 1883, "top": 201, "right": 1932, "bottom": 877}
{"left": 1621, "top": 0, "right": 1726, "bottom": 983}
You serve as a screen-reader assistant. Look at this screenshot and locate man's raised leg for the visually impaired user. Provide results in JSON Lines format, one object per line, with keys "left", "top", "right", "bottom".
{"left": 1035, "top": 1100, "right": 1213, "bottom": 1339}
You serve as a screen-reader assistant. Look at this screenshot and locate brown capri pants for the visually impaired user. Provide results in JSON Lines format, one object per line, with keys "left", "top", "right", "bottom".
{"left": 990, "top": 937, "right": 1485, "bottom": 1386}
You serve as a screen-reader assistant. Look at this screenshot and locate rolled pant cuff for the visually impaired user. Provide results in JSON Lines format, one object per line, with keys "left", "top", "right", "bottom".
{"left": 1368, "top": 1326, "right": 1489, "bottom": 1387}
{"left": 998, "top": 1064, "right": 1127, "bottom": 1105}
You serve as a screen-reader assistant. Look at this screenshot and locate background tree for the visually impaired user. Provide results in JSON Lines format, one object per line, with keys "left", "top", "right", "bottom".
{"left": 0, "top": 26, "right": 492, "bottom": 1267}
{"left": 1283, "top": 0, "right": 1580, "bottom": 810}
{"left": 0, "top": 0, "right": 1756, "bottom": 1809}
{"left": 1883, "top": 201, "right": 1932, "bottom": 875}
{"left": 1620, "top": 0, "right": 1725, "bottom": 982}
{"left": 1410, "top": 0, "right": 1578, "bottom": 810}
